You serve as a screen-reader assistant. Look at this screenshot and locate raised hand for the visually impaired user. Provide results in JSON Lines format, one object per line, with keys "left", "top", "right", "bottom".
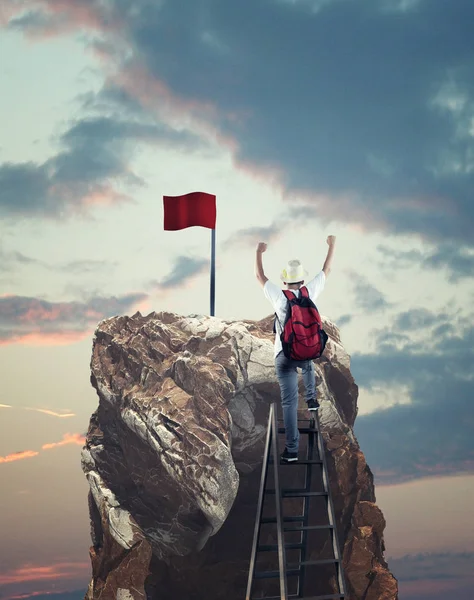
{"left": 257, "top": 242, "right": 268, "bottom": 253}
{"left": 326, "top": 235, "right": 336, "bottom": 246}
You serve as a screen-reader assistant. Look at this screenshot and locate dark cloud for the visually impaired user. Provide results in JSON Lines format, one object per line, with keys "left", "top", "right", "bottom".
{"left": 351, "top": 275, "right": 392, "bottom": 313}
{"left": 106, "top": 0, "right": 474, "bottom": 245}
{"left": 0, "top": 0, "right": 474, "bottom": 274}
{"left": 152, "top": 255, "right": 209, "bottom": 290}
{"left": 393, "top": 307, "right": 449, "bottom": 330}
{"left": 58, "top": 259, "right": 117, "bottom": 274}
{"left": 378, "top": 243, "right": 474, "bottom": 282}
{"left": 352, "top": 308, "right": 474, "bottom": 484}
{"left": 390, "top": 552, "right": 474, "bottom": 583}
{"left": 5, "top": 591, "right": 87, "bottom": 600}
{"left": 0, "top": 104, "right": 207, "bottom": 219}
{"left": 0, "top": 246, "right": 115, "bottom": 275}
{"left": 0, "top": 246, "right": 44, "bottom": 272}
{"left": 0, "top": 293, "right": 147, "bottom": 344}
{"left": 224, "top": 222, "right": 283, "bottom": 248}
{"left": 335, "top": 314, "right": 352, "bottom": 327}
{"left": 6, "top": 1, "right": 474, "bottom": 248}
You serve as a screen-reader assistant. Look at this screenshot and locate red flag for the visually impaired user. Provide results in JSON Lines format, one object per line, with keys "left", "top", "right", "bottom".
{"left": 163, "top": 192, "right": 216, "bottom": 230}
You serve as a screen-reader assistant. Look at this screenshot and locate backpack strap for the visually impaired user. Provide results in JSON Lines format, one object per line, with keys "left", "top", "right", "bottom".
{"left": 300, "top": 286, "right": 309, "bottom": 298}
{"left": 283, "top": 289, "right": 297, "bottom": 301}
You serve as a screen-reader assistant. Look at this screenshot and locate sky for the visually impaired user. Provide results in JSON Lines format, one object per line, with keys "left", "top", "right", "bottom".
{"left": 0, "top": 0, "right": 473, "bottom": 598}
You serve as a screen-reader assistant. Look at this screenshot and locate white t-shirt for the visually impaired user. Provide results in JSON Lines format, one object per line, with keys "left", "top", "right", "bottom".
{"left": 263, "top": 271, "right": 326, "bottom": 357}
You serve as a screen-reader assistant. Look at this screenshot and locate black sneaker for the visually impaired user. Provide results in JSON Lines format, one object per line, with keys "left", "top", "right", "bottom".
{"left": 280, "top": 448, "right": 298, "bottom": 463}
{"left": 307, "top": 399, "right": 320, "bottom": 411}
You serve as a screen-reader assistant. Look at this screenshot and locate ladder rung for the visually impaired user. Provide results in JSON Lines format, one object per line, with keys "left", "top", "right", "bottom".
{"left": 261, "top": 515, "right": 305, "bottom": 524}
{"left": 254, "top": 559, "right": 340, "bottom": 579}
{"left": 266, "top": 489, "right": 328, "bottom": 498}
{"left": 269, "top": 458, "right": 322, "bottom": 465}
{"left": 299, "top": 595, "right": 345, "bottom": 600}
{"left": 258, "top": 596, "right": 344, "bottom": 600}
{"left": 284, "top": 490, "right": 328, "bottom": 498}
{"left": 278, "top": 418, "right": 313, "bottom": 422}
{"left": 284, "top": 524, "right": 334, "bottom": 532}
{"left": 257, "top": 542, "right": 304, "bottom": 552}
{"left": 278, "top": 427, "right": 318, "bottom": 433}
{"left": 252, "top": 596, "right": 301, "bottom": 600}
{"left": 291, "top": 558, "right": 341, "bottom": 567}
{"left": 254, "top": 568, "right": 300, "bottom": 579}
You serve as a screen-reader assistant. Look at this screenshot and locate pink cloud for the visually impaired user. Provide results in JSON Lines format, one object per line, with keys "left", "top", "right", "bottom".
{"left": 0, "top": 293, "right": 147, "bottom": 346}
{"left": 0, "top": 433, "right": 85, "bottom": 466}
{"left": 8, "top": 592, "right": 68, "bottom": 599}
{"left": 47, "top": 182, "right": 133, "bottom": 213}
{"left": 24, "top": 408, "right": 75, "bottom": 418}
{"left": 0, "top": 562, "right": 90, "bottom": 586}
{"left": 113, "top": 62, "right": 240, "bottom": 153}
{"left": 42, "top": 433, "right": 85, "bottom": 450}
{"left": 0, "top": 451, "right": 39, "bottom": 465}
{"left": 4, "top": 0, "right": 120, "bottom": 38}
{"left": 0, "top": 330, "right": 92, "bottom": 347}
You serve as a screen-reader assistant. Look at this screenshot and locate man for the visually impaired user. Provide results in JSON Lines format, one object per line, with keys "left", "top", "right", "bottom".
{"left": 255, "top": 235, "right": 336, "bottom": 462}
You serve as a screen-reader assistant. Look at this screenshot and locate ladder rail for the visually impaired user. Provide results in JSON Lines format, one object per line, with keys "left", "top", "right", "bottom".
{"left": 315, "top": 412, "right": 347, "bottom": 596}
{"left": 270, "top": 404, "right": 289, "bottom": 600}
{"left": 245, "top": 403, "right": 289, "bottom": 600}
{"left": 245, "top": 404, "right": 274, "bottom": 600}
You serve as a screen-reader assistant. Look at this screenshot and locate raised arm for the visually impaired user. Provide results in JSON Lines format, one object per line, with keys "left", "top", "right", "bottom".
{"left": 255, "top": 242, "right": 269, "bottom": 287}
{"left": 322, "top": 235, "right": 336, "bottom": 276}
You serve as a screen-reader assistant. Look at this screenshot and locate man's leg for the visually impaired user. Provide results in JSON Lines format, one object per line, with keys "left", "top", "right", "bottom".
{"left": 301, "top": 360, "right": 319, "bottom": 410}
{"left": 275, "top": 352, "right": 300, "bottom": 454}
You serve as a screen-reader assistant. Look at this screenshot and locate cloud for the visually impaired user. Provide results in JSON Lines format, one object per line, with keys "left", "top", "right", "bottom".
{"left": 1, "top": 405, "right": 74, "bottom": 418}
{"left": 102, "top": 0, "right": 474, "bottom": 246}
{"left": 41, "top": 433, "right": 85, "bottom": 450}
{"left": 350, "top": 274, "right": 392, "bottom": 313}
{"left": 0, "top": 451, "right": 40, "bottom": 465}
{"left": 4, "top": 0, "right": 474, "bottom": 254}
{"left": 335, "top": 314, "right": 352, "bottom": 327}
{"left": 152, "top": 255, "right": 210, "bottom": 290}
{"left": 0, "top": 433, "right": 85, "bottom": 466}
{"left": 58, "top": 259, "right": 117, "bottom": 275}
{"left": 0, "top": 562, "right": 90, "bottom": 586}
{"left": 390, "top": 551, "right": 474, "bottom": 582}
{"left": 7, "top": 590, "right": 87, "bottom": 600}
{"left": 353, "top": 308, "right": 474, "bottom": 484}
{"left": 24, "top": 408, "right": 75, "bottom": 418}
{"left": 0, "top": 246, "right": 117, "bottom": 278}
{"left": 225, "top": 223, "right": 284, "bottom": 248}
{"left": 391, "top": 552, "right": 474, "bottom": 600}
{"left": 0, "top": 247, "right": 43, "bottom": 272}
{"left": 5, "top": 0, "right": 117, "bottom": 38}
{"left": 378, "top": 243, "right": 474, "bottom": 282}
{"left": 0, "top": 105, "right": 207, "bottom": 220}
{"left": 0, "top": 292, "right": 147, "bottom": 345}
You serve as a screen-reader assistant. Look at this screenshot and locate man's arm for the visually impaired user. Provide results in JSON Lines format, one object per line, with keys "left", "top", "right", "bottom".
{"left": 322, "top": 235, "right": 336, "bottom": 276}
{"left": 255, "top": 242, "right": 269, "bottom": 287}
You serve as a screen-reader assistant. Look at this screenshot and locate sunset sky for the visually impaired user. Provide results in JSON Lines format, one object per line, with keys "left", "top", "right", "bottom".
{"left": 1, "top": 0, "right": 474, "bottom": 598}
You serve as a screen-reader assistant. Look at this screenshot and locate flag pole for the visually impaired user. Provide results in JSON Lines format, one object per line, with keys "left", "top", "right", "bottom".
{"left": 210, "top": 228, "right": 216, "bottom": 316}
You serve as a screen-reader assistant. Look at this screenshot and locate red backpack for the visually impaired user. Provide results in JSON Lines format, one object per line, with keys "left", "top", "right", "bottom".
{"left": 274, "top": 286, "right": 328, "bottom": 361}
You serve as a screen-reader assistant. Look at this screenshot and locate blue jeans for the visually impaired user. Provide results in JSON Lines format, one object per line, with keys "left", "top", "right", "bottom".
{"left": 275, "top": 351, "right": 316, "bottom": 453}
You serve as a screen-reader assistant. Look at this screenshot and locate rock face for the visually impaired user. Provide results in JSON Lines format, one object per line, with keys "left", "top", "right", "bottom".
{"left": 82, "top": 312, "right": 398, "bottom": 600}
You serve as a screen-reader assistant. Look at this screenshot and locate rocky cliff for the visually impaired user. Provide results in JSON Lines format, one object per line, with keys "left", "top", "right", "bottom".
{"left": 81, "top": 311, "right": 398, "bottom": 600}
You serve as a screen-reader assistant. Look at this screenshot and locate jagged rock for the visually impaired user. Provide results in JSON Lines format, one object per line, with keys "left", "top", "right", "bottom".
{"left": 82, "top": 311, "right": 398, "bottom": 600}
